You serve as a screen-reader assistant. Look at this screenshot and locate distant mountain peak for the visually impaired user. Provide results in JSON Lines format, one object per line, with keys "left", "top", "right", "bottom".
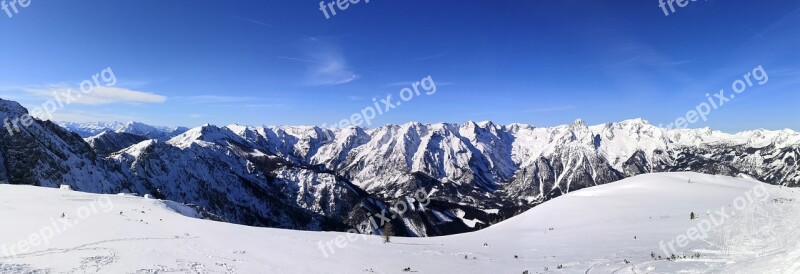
{"left": 570, "top": 119, "right": 588, "bottom": 130}
{"left": 58, "top": 121, "right": 189, "bottom": 139}
{"left": 621, "top": 118, "right": 649, "bottom": 124}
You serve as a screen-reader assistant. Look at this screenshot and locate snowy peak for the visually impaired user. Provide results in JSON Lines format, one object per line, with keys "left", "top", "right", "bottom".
{"left": 116, "top": 121, "right": 188, "bottom": 140}
{"left": 166, "top": 124, "right": 245, "bottom": 149}
{"left": 311, "top": 126, "right": 370, "bottom": 169}
{"left": 58, "top": 121, "right": 126, "bottom": 137}
{"left": 0, "top": 98, "right": 29, "bottom": 118}
{"left": 571, "top": 118, "right": 587, "bottom": 129}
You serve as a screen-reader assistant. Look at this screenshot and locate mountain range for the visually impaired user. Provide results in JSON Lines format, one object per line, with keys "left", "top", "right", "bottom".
{"left": 57, "top": 121, "right": 189, "bottom": 139}
{"left": 1, "top": 98, "right": 798, "bottom": 237}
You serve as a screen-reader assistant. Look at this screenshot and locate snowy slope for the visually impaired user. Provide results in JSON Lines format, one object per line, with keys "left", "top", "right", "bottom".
{"left": 1, "top": 172, "right": 797, "bottom": 273}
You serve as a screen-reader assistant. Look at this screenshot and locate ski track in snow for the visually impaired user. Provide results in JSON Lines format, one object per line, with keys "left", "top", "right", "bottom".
{"left": 0, "top": 236, "right": 246, "bottom": 274}
{"left": 0, "top": 237, "right": 196, "bottom": 273}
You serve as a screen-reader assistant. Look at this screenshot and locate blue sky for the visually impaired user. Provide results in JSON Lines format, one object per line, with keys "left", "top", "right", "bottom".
{"left": 0, "top": 0, "right": 798, "bottom": 132}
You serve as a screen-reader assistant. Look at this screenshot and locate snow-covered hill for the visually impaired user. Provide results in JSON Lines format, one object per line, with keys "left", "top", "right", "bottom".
{"left": 1, "top": 173, "right": 797, "bottom": 273}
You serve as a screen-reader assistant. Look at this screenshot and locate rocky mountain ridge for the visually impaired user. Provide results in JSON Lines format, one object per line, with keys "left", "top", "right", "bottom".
{"left": 2, "top": 98, "right": 798, "bottom": 237}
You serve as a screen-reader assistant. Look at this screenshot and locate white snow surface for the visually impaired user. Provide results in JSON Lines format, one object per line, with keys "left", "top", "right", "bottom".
{"left": 1, "top": 172, "right": 798, "bottom": 273}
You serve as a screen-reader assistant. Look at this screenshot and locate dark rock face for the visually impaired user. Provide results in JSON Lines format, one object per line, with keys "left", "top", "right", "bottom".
{"left": 0, "top": 100, "right": 124, "bottom": 191}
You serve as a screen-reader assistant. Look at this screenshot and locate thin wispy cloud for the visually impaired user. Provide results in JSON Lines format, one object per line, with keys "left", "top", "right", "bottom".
{"left": 586, "top": 53, "right": 693, "bottom": 69}
{"left": 44, "top": 110, "right": 141, "bottom": 123}
{"left": 174, "top": 95, "right": 277, "bottom": 105}
{"left": 660, "top": 60, "right": 694, "bottom": 66}
{"left": 276, "top": 56, "right": 325, "bottom": 65}
{"left": 243, "top": 103, "right": 287, "bottom": 108}
{"left": 0, "top": 89, "right": 42, "bottom": 102}
{"left": 112, "top": 79, "right": 154, "bottom": 89}
{"left": 231, "top": 15, "right": 318, "bottom": 41}
{"left": 385, "top": 82, "right": 412, "bottom": 87}
{"left": 725, "top": 13, "right": 766, "bottom": 40}
{"left": 230, "top": 15, "right": 276, "bottom": 28}
{"left": 277, "top": 46, "right": 360, "bottom": 86}
{"left": 25, "top": 86, "right": 167, "bottom": 105}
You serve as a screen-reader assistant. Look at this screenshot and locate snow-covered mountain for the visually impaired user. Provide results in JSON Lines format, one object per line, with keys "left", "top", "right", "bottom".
{"left": 107, "top": 124, "right": 460, "bottom": 236}
{"left": 1, "top": 173, "right": 798, "bottom": 273}
{"left": 58, "top": 121, "right": 188, "bottom": 139}
{"left": 84, "top": 130, "right": 148, "bottom": 156}
{"left": 102, "top": 118, "right": 800, "bottom": 236}
{"left": 56, "top": 121, "right": 125, "bottom": 137}
{"left": 2, "top": 98, "right": 799, "bottom": 238}
{"left": 0, "top": 100, "right": 125, "bottom": 192}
